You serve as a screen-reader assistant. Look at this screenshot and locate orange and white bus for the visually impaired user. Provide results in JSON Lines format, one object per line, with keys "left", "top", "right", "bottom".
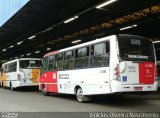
{"left": 39, "top": 34, "right": 158, "bottom": 102}
{"left": 0, "top": 58, "right": 42, "bottom": 90}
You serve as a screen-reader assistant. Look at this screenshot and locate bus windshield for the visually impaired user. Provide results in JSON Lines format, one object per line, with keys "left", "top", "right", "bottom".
{"left": 118, "top": 35, "right": 155, "bottom": 62}
{"left": 20, "top": 60, "right": 41, "bottom": 69}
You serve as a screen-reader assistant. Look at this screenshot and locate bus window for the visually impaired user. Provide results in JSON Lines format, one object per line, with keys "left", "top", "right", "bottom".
{"left": 54, "top": 53, "right": 63, "bottom": 70}
{"left": 90, "top": 42, "right": 110, "bottom": 67}
{"left": 118, "top": 36, "right": 155, "bottom": 62}
{"left": 9, "top": 62, "right": 17, "bottom": 72}
{"left": 48, "top": 55, "right": 54, "bottom": 71}
{"left": 65, "top": 51, "right": 73, "bottom": 60}
{"left": 63, "top": 51, "right": 73, "bottom": 70}
{"left": 42, "top": 57, "right": 48, "bottom": 71}
{"left": 74, "top": 47, "right": 89, "bottom": 68}
{"left": 5, "top": 64, "right": 10, "bottom": 73}
{"left": 12, "top": 62, "right": 17, "bottom": 72}
{"left": 9, "top": 64, "right": 12, "bottom": 72}
{"left": 20, "top": 60, "right": 41, "bottom": 69}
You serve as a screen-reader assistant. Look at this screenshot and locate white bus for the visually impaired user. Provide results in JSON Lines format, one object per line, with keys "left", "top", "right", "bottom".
{"left": 39, "top": 34, "right": 158, "bottom": 102}
{"left": 0, "top": 58, "right": 42, "bottom": 90}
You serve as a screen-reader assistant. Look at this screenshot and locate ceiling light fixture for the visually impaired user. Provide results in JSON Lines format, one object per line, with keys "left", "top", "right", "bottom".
{"left": 96, "top": 0, "right": 117, "bottom": 9}
{"left": 47, "top": 48, "right": 51, "bottom": 51}
{"left": 64, "top": 16, "right": 78, "bottom": 24}
{"left": 72, "top": 39, "right": 81, "bottom": 44}
{"left": 35, "top": 51, "right": 40, "bottom": 54}
{"left": 44, "top": 27, "right": 53, "bottom": 32}
{"left": 20, "top": 54, "right": 24, "bottom": 57}
{"left": 28, "top": 35, "right": 36, "bottom": 40}
{"left": 27, "top": 53, "right": 31, "bottom": 56}
{"left": 2, "top": 49, "right": 6, "bottom": 52}
{"left": 17, "top": 41, "right": 23, "bottom": 45}
{"left": 9, "top": 45, "right": 14, "bottom": 48}
{"left": 120, "top": 24, "right": 137, "bottom": 31}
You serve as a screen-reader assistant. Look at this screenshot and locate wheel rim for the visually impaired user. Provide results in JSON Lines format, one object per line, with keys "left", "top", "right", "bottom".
{"left": 77, "top": 89, "right": 83, "bottom": 102}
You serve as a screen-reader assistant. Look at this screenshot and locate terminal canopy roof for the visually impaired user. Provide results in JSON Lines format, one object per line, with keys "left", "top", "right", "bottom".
{"left": 0, "top": 0, "right": 159, "bottom": 62}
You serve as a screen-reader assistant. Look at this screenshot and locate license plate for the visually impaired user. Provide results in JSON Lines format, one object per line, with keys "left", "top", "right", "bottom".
{"left": 135, "top": 87, "right": 143, "bottom": 91}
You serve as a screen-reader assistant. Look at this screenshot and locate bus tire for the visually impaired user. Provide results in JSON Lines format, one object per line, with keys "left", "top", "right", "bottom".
{"left": 42, "top": 84, "right": 49, "bottom": 96}
{"left": 10, "top": 82, "right": 14, "bottom": 91}
{"left": 76, "top": 87, "right": 90, "bottom": 103}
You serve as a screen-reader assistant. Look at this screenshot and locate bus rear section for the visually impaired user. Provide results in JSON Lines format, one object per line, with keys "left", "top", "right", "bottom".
{"left": 1, "top": 58, "right": 41, "bottom": 90}
{"left": 19, "top": 59, "right": 41, "bottom": 85}
{"left": 111, "top": 34, "right": 158, "bottom": 93}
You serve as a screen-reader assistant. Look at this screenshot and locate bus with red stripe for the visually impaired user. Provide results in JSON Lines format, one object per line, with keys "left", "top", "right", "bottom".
{"left": 39, "top": 34, "right": 158, "bottom": 102}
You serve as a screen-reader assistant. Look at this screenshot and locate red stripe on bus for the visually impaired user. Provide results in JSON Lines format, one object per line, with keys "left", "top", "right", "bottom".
{"left": 40, "top": 71, "right": 58, "bottom": 93}
{"left": 44, "top": 50, "right": 60, "bottom": 57}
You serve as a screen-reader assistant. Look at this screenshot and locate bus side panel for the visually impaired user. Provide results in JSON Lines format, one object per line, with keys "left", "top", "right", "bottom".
{"left": 6, "top": 72, "right": 17, "bottom": 87}
{"left": 57, "top": 67, "right": 110, "bottom": 95}
{"left": 43, "top": 72, "right": 52, "bottom": 92}
{"left": 46, "top": 82, "right": 52, "bottom": 92}
{"left": 39, "top": 72, "right": 46, "bottom": 90}
{"left": 40, "top": 71, "right": 58, "bottom": 93}
{"left": 47, "top": 71, "right": 58, "bottom": 93}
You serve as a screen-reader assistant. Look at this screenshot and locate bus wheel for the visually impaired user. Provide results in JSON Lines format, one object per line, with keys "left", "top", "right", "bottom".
{"left": 76, "top": 87, "right": 90, "bottom": 103}
{"left": 42, "top": 85, "right": 49, "bottom": 96}
{"left": 10, "top": 82, "right": 14, "bottom": 91}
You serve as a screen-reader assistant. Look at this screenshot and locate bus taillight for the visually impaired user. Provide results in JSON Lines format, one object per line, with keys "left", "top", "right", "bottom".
{"left": 114, "top": 65, "right": 120, "bottom": 80}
